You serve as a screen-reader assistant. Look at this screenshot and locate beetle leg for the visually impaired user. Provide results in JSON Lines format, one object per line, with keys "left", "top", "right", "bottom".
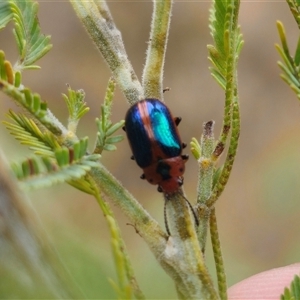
{"left": 174, "top": 117, "right": 182, "bottom": 126}
{"left": 157, "top": 186, "right": 163, "bottom": 193}
{"left": 178, "top": 177, "right": 184, "bottom": 186}
{"left": 181, "top": 154, "right": 189, "bottom": 161}
{"left": 140, "top": 174, "right": 146, "bottom": 179}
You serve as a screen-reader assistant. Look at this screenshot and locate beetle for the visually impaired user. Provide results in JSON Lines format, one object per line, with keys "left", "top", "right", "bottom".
{"left": 124, "top": 98, "right": 188, "bottom": 194}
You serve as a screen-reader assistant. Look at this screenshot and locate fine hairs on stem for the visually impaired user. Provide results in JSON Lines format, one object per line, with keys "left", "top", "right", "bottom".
{"left": 164, "top": 193, "right": 199, "bottom": 236}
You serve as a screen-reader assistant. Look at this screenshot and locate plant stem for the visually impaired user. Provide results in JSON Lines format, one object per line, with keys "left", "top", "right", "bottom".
{"left": 164, "top": 191, "right": 218, "bottom": 299}
{"left": 90, "top": 165, "right": 168, "bottom": 252}
{"left": 88, "top": 176, "right": 145, "bottom": 300}
{"left": 207, "top": 0, "right": 242, "bottom": 208}
{"left": 142, "top": 0, "right": 173, "bottom": 100}
{"left": 210, "top": 207, "right": 227, "bottom": 300}
{"left": 196, "top": 121, "right": 215, "bottom": 252}
{"left": 197, "top": 120, "right": 215, "bottom": 204}
{"left": 207, "top": 101, "right": 240, "bottom": 208}
{"left": 70, "top": 0, "right": 144, "bottom": 104}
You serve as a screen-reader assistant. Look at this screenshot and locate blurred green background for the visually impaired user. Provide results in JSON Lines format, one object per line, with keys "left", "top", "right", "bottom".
{"left": 1, "top": 1, "right": 300, "bottom": 299}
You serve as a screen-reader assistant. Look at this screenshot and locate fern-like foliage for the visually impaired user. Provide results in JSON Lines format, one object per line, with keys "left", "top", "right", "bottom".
{"left": 67, "top": 177, "right": 96, "bottom": 195}
{"left": 9, "top": 0, "right": 52, "bottom": 70}
{"left": 208, "top": 1, "right": 227, "bottom": 88}
{"left": 276, "top": 21, "right": 300, "bottom": 100}
{"left": 286, "top": 0, "right": 300, "bottom": 28}
{"left": 0, "top": 2, "right": 13, "bottom": 30}
{"left": 3, "top": 110, "right": 60, "bottom": 157}
{"left": 281, "top": 275, "right": 300, "bottom": 300}
{"left": 204, "top": 0, "right": 243, "bottom": 200}
{"left": 0, "top": 53, "right": 64, "bottom": 135}
{"left": 12, "top": 137, "right": 100, "bottom": 190}
{"left": 0, "top": 50, "right": 16, "bottom": 85}
{"left": 62, "top": 85, "right": 90, "bottom": 134}
{"left": 208, "top": 0, "right": 244, "bottom": 89}
{"left": 0, "top": 78, "right": 65, "bottom": 134}
{"left": 94, "top": 78, "right": 124, "bottom": 153}
{"left": 0, "top": 81, "right": 47, "bottom": 120}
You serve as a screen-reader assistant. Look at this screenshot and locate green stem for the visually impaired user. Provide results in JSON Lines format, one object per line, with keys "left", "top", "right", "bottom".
{"left": 196, "top": 204, "right": 211, "bottom": 254}
{"left": 196, "top": 121, "right": 215, "bottom": 253}
{"left": 88, "top": 176, "right": 145, "bottom": 300}
{"left": 70, "top": 0, "right": 144, "bottom": 104}
{"left": 207, "top": 101, "right": 240, "bottom": 208}
{"left": 210, "top": 208, "right": 227, "bottom": 300}
{"left": 91, "top": 163, "right": 218, "bottom": 299}
{"left": 164, "top": 191, "right": 218, "bottom": 299}
{"left": 207, "top": 0, "right": 241, "bottom": 208}
{"left": 90, "top": 165, "right": 168, "bottom": 252}
{"left": 197, "top": 120, "right": 215, "bottom": 204}
{"left": 142, "top": 0, "right": 173, "bottom": 100}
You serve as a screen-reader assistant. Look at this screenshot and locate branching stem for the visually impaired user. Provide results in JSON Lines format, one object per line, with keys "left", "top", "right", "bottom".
{"left": 70, "top": 0, "right": 144, "bottom": 104}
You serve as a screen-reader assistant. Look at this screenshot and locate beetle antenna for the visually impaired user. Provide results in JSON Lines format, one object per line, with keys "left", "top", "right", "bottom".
{"left": 164, "top": 194, "right": 199, "bottom": 236}
{"left": 164, "top": 199, "right": 171, "bottom": 236}
{"left": 182, "top": 195, "right": 199, "bottom": 227}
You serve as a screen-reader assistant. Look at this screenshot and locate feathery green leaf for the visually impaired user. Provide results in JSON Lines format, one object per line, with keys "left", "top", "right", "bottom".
{"left": 207, "top": 0, "right": 242, "bottom": 179}
{"left": 208, "top": 1, "right": 227, "bottom": 83}
{"left": 94, "top": 78, "right": 124, "bottom": 154}
{"left": 0, "top": 78, "right": 64, "bottom": 135}
{"left": 276, "top": 20, "right": 300, "bottom": 99}
{"left": 195, "top": 5, "right": 242, "bottom": 292}
{"left": 67, "top": 177, "right": 95, "bottom": 195}
{"left": 0, "top": 2, "right": 13, "bottom": 29}
{"left": 62, "top": 85, "right": 90, "bottom": 133}
{"left": 3, "top": 110, "right": 59, "bottom": 157}
{"left": 10, "top": 0, "right": 52, "bottom": 70}
{"left": 0, "top": 50, "right": 15, "bottom": 85}
{"left": 208, "top": 0, "right": 243, "bottom": 89}
{"left": 286, "top": 0, "right": 300, "bottom": 28}
{"left": 12, "top": 138, "right": 100, "bottom": 190}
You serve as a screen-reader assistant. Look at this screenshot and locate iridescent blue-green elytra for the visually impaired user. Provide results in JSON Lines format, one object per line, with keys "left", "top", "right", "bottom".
{"left": 124, "top": 98, "right": 188, "bottom": 194}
